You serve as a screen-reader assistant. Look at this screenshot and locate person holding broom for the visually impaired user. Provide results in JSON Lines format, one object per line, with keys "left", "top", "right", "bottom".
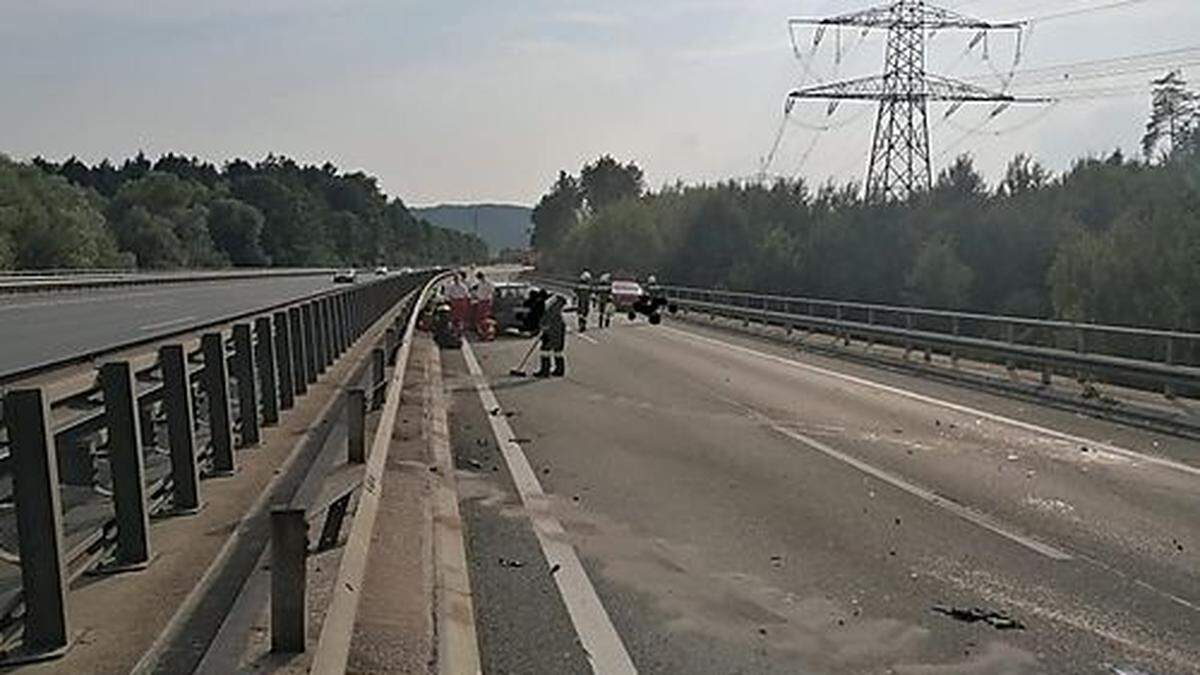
{"left": 534, "top": 294, "right": 567, "bottom": 378}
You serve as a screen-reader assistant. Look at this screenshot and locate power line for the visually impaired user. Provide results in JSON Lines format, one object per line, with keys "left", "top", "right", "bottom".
{"left": 1024, "top": 0, "right": 1159, "bottom": 23}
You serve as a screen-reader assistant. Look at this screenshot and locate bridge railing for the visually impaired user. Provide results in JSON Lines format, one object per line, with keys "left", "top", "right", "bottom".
{"left": 0, "top": 269, "right": 437, "bottom": 662}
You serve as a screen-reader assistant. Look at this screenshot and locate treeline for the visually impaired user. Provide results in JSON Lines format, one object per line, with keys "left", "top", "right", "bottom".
{"left": 533, "top": 75, "right": 1200, "bottom": 331}
{"left": 533, "top": 149, "right": 1200, "bottom": 331}
{"left": 0, "top": 152, "right": 486, "bottom": 270}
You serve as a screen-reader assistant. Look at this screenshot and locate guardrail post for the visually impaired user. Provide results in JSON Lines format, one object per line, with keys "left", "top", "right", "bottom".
{"left": 100, "top": 361, "right": 152, "bottom": 570}
{"left": 385, "top": 326, "right": 399, "bottom": 365}
{"left": 201, "top": 332, "right": 235, "bottom": 475}
{"left": 322, "top": 298, "right": 336, "bottom": 367}
{"left": 1005, "top": 321, "right": 1017, "bottom": 370}
{"left": 273, "top": 311, "right": 295, "bottom": 411}
{"left": 950, "top": 317, "right": 960, "bottom": 367}
{"left": 270, "top": 508, "right": 307, "bottom": 654}
{"left": 4, "top": 388, "right": 70, "bottom": 661}
{"left": 58, "top": 436, "right": 98, "bottom": 487}
{"left": 335, "top": 294, "right": 349, "bottom": 353}
{"left": 314, "top": 300, "right": 329, "bottom": 373}
{"left": 348, "top": 388, "right": 366, "bottom": 464}
{"left": 232, "top": 323, "right": 260, "bottom": 447}
{"left": 255, "top": 317, "right": 279, "bottom": 427}
{"left": 371, "top": 347, "right": 386, "bottom": 410}
{"left": 904, "top": 312, "right": 914, "bottom": 360}
{"left": 332, "top": 295, "right": 344, "bottom": 358}
{"left": 302, "top": 302, "right": 320, "bottom": 381}
{"left": 1164, "top": 336, "right": 1176, "bottom": 399}
{"left": 160, "top": 345, "right": 201, "bottom": 514}
{"left": 288, "top": 307, "right": 309, "bottom": 396}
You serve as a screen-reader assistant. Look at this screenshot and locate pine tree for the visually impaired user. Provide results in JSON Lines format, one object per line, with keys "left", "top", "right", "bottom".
{"left": 1142, "top": 70, "right": 1197, "bottom": 160}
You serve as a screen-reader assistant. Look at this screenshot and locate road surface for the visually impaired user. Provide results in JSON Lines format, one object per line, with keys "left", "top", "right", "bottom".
{"left": 0, "top": 275, "right": 340, "bottom": 374}
{"left": 444, "top": 315, "right": 1200, "bottom": 674}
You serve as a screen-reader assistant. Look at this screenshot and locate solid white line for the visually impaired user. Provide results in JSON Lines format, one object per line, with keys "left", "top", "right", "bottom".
{"left": 660, "top": 325, "right": 1200, "bottom": 479}
{"left": 461, "top": 341, "right": 637, "bottom": 675}
{"left": 577, "top": 333, "right": 599, "bottom": 344}
{"left": 718, "top": 395, "right": 1074, "bottom": 561}
{"left": 139, "top": 315, "right": 197, "bottom": 331}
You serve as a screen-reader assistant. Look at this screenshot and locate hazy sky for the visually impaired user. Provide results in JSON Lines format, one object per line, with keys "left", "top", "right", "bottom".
{"left": 2, "top": 1, "right": 1198, "bottom": 206}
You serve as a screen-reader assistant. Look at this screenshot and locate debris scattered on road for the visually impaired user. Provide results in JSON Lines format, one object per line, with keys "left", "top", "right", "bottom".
{"left": 498, "top": 557, "right": 525, "bottom": 568}
{"left": 931, "top": 605, "right": 1026, "bottom": 630}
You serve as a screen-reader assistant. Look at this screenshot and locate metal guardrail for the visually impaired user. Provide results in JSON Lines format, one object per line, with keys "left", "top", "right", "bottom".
{"left": 658, "top": 284, "right": 1200, "bottom": 396}
{"left": 530, "top": 274, "right": 1200, "bottom": 399}
{"left": 0, "top": 268, "right": 338, "bottom": 295}
{"left": 0, "top": 270, "right": 436, "bottom": 662}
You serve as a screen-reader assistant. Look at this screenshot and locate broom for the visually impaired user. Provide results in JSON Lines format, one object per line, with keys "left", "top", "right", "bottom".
{"left": 508, "top": 336, "right": 541, "bottom": 377}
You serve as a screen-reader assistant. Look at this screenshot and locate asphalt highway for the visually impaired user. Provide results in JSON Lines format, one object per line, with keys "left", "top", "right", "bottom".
{"left": 0, "top": 275, "right": 341, "bottom": 375}
{"left": 445, "top": 315, "right": 1200, "bottom": 674}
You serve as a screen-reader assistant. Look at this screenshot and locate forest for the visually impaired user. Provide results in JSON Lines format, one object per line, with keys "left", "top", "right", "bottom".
{"left": 532, "top": 75, "right": 1200, "bottom": 331}
{"left": 0, "top": 153, "right": 486, "bottom": 270}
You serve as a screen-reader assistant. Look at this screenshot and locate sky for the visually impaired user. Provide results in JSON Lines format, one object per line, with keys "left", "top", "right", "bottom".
{"left": 2, "top": 0, "right": 1198, "bottom": 206}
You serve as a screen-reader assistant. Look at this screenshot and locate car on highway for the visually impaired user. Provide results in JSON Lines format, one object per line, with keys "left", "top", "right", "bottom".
{"left": 333, "top": 269, "right": 357, "bottom": 283}
{"left": 610, "top": 279, "right": 644, "bottom": 313}
{"left": 492, "top": 281, "right": 536, "bottom": 333}
{"left": 374, "top": 265, "right": 389, "bottom": 276}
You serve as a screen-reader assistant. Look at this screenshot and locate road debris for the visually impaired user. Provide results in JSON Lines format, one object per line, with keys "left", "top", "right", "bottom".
{"left": 931, "top": 605, "right": 1026, "bottom": 630}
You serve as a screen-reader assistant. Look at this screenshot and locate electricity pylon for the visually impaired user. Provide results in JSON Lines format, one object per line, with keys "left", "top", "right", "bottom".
{"left": 788, "top": 0, "right": 1047, "bottom": 201}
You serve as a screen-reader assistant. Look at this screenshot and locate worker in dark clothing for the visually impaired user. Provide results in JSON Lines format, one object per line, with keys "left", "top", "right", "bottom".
{"left": 522, "top": 288, "right": 548, "bottom": 335}
{"left": 575, "top": 270, "right": 593, "bottom": 332}
{"left": 535, "top": 295, "right": 568, "bottom": 378}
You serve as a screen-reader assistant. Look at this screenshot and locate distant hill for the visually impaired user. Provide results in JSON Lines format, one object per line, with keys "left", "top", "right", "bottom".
{"left": 412, "top": 204, "right": 531, "bottom": 254}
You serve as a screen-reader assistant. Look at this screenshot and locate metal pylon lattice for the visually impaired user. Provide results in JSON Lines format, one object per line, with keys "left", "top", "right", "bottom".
{"left": 787, "top": 0, "right": 1047, "bottom": 202}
